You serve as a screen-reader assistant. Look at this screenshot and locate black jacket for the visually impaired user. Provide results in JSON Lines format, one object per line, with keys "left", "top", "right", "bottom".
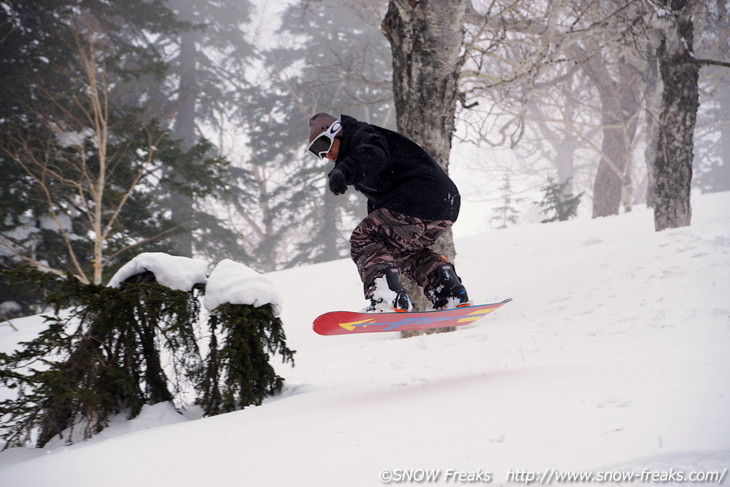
{"left": 333, "top": 115, "right": 460, "bottom": 222}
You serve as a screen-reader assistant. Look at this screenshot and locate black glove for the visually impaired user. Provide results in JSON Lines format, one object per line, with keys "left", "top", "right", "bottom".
{"left": 328, "top": 167, "right": 348, "bottom": 195}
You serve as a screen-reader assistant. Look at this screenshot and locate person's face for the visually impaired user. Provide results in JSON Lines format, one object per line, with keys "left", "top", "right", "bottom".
{"left": 324, "top": 137, "right": 340, "bottom": 162}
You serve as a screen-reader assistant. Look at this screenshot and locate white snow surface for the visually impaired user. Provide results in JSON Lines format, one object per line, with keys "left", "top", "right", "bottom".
{"left": 107, "top": 252, "right": 208, "bottom": 291}
{"left": 204, "top": 258, "right": 282, "bottom": 315}
{"left": 1, "top": 192, "right": 729, "bottom": 487}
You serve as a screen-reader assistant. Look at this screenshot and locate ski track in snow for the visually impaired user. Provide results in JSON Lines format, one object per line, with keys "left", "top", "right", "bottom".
{"left": 0, "top": 192, "right": 728, "bottom": 487}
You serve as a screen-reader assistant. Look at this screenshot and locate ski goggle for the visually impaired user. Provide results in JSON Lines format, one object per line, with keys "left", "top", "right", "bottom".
{"left": 308, "top": 120, "right": 342, "bottom": 159}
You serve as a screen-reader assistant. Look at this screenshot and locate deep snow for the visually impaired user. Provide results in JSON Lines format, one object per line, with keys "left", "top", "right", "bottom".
{"left": 0, "top": 192, "right": 728, "bottom": 487}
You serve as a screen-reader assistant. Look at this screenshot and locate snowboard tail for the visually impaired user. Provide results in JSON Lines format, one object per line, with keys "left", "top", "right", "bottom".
{"left": 313, "top": 299, "right": 512, "bottom": 336}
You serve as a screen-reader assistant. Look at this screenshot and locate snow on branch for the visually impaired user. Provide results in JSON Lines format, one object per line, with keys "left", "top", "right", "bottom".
{"left": 107, "top": 252, "right": 208, "bottom": 291}
{"left": 204, "top": 259, "right": 282, "bottom": 316}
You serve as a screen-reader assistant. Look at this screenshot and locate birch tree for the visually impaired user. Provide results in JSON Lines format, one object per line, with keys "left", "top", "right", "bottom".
{"left": 644, "top": 0, "right": 730, "bottom": 230}
{"left": 1, "top": 19, "right": 227, "bottom": 285}
{"left": 647, "top": 0, "right": 698, "bottom": 230}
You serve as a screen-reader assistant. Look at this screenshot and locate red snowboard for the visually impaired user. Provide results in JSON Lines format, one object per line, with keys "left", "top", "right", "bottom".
{"left": 313, "top": 298, "right": 512, "bottom": 336}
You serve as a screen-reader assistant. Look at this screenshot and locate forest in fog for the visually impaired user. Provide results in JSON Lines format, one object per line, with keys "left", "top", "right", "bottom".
{"left": 1, "top": 0, "right": 728, "bottom": 317}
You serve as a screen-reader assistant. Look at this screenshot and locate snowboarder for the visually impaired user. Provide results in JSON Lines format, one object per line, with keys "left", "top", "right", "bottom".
{"left": 307, "top": 112, "right": 469, "bottom": 312}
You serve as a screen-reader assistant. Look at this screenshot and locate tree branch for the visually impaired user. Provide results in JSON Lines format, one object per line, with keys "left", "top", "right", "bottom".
{"left": 697, "top": 58, "right": 730, "bottom": 69}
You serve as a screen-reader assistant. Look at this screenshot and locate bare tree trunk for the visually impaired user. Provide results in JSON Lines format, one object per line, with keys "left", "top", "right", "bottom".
{"left": 590, "top": 93, "right": 626, "bottom": 218}
{"left": 170, "top": 0, "right": 198, "bottom": 256}
{"left": 583, "top": 54, "right": 640, "bottom": 218}
{"left": 382, "top": 0, "right": 466, "bottom": 336}
{"left": 618, "top": 60, "right": 641, "bottom": 213}
{"left": 652, "top": 0, "right": 698, "bottom": 231}
{"left": 644, "top": 44, "right": 660, "bottom": 208}
{"left": 81, "top": 35, "right": 110, "bottom": 284}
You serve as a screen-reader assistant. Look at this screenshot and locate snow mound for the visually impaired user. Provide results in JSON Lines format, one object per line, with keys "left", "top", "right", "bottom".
{"left": 107, "top": 252, "right": 208, "bottom": 291}
{"left": 204, "top": 259, "right": 282, "bottom": 315}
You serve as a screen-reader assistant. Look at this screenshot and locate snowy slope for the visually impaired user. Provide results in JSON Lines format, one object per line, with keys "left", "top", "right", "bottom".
{"left": 0, "top": 192, "right": 728, "bottom": 487}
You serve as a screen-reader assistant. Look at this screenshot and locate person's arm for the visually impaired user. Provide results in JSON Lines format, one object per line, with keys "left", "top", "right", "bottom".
{"left": 336, "top": 127, "right": 389, "bottom": 185}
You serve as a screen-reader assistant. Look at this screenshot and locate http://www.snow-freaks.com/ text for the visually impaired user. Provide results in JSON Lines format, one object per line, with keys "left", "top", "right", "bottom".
{"left": 378, "top": 467, "right": 728, "bottom": 484}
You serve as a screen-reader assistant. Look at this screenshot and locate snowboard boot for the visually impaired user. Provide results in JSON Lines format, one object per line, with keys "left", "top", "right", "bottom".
{"left": 365, "top": 267, "right": 411, "bottom": 313}
{"left": 426, "top": 264, "right": 470, "bottom": 310}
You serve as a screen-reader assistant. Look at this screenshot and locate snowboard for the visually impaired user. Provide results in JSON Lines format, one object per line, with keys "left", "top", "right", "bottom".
{"left": 313, "top": 298, "right": 512, "bottom": 336}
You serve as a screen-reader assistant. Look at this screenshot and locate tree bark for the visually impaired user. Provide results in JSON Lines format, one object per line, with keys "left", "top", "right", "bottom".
{"left": 583, "top": 54, "right": 640, "bottom": 218}
{"left": 382, "top": 0, "right": 466, "bottom": 335}
{"left": 652, "top": 0, "right": 698, "bottom": 231}
{"left": 644, "top": 43, "right": 660, "bottom": 208}
{"left": 170, "top": 0, "right": 199, "bottom": 256}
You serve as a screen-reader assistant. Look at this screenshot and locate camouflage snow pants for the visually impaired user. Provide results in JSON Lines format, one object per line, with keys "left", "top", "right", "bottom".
{"left": 350, "top": 207, "right": 454, "bottom": 299}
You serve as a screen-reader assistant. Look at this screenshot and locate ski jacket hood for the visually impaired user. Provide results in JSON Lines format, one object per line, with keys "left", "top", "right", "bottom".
{"left": 333, "top": 115, "right": 460, "bottom": 222}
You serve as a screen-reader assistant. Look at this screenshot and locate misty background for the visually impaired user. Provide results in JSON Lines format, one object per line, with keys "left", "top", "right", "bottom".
{"left": 1, "top": 0, "right": 728, "bottom": 317}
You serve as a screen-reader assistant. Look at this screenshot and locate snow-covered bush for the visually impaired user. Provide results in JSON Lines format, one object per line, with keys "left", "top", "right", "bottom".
{"left": 0, "top": 254, "right": 294, "bottom": 448}
{"left": 198, "top": 259, "right": 294, "bottom": 415}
